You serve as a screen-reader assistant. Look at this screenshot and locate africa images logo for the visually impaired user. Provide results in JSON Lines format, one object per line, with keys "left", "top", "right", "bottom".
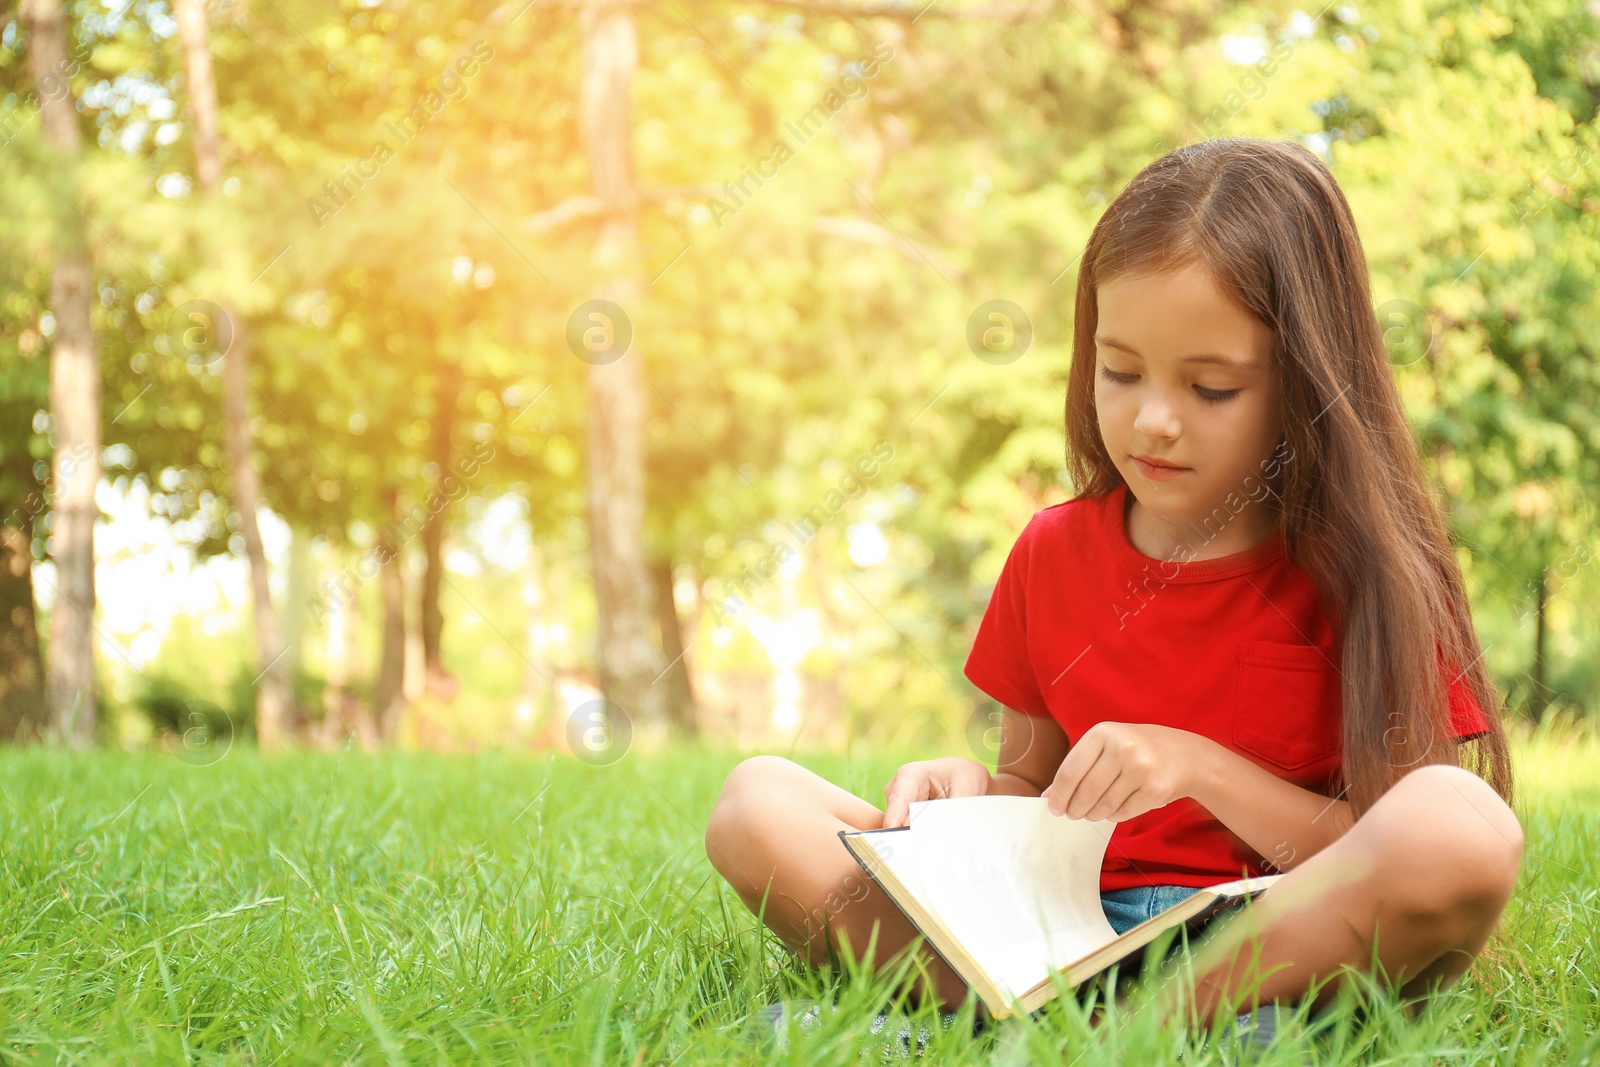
{"left": 702, "top": 40, "right": 895, "bottom": 228}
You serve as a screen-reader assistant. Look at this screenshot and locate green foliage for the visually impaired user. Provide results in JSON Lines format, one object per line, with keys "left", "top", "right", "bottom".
{"left": 2, "top": 0, "right": 1598, "bottom": 729}
{"left": 134, "top": 672, "right": 237, "bottom": 740}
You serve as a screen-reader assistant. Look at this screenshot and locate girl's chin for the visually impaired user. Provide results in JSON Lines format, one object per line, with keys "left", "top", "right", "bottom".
{"left": 1123, "top": 481, "right": 1208, "bottom": 518}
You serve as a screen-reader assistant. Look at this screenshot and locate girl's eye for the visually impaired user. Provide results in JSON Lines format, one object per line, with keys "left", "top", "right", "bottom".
{"left": 1194, "top": 385, "right": 1241, "bottom": 403}
{"left": 1099, "top": 367, "right": 1137, "bottom": 385}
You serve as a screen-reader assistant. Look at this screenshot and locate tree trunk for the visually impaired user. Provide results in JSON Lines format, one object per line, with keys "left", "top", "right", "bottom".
{"left": 322, "top": 541, "right": 350, "bottom": 721}
{"left": 650, "top": 557, "right": 696, "bottom": 735}
{"left": 25, "top": 0, "right": 100, "bottom": 748}
{"left": 375, "top": 489, "right": 407, "bottom": 741}
{"left": 284, "top": 526, "right": 312, "bottom": 681}
{"left": 221, "top": 323, "right": 292, "bottom": 745}
{"left": 319, "top": 538, "right": 374, "bottom": 748}
{"left": 421, "top": 367, "right": 459, "bottom": 699}
{"left": 579, "top": 0, "right": 665, "bottom": 730}
{"left": 174, "top": 0, "right": 292, "bottom": 746}
{"left": 173, "top": 0, "right": 221, "bottom": 190}
{"left": 0, "top": 522, "right": 46, "bottom": 741}
{"left": 516, "top": 537, "right": 551, "bottom": 745}
{"left": 340, "top": 555, "right": 376, "bottom": 749}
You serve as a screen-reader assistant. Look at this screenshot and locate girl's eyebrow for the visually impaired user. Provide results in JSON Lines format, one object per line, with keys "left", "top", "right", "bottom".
{"left": 1095, "top": 336, "right": 1257, "bottom": 370}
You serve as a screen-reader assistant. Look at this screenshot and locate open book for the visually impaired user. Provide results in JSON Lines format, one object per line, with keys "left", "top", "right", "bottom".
{"left": 838, "top": 795, "right": 1283, "bottom": 1019}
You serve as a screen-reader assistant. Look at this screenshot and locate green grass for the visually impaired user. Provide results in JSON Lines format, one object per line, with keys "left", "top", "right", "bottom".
{"left": 0, "top": 719, "right": 1595, "bottom": 1065}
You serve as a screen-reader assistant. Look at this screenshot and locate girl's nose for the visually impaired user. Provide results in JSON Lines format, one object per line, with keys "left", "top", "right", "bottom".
{"left": 1133, "top": 395, "right": 1182, "bottom": 440}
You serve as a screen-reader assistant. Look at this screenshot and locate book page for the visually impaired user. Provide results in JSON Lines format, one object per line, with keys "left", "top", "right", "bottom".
{"left": 869, "top": 796, "right": 1118, "bottom": 1002}
{"left": 1203, "top": 873, "right": 1285, "bottom": 897}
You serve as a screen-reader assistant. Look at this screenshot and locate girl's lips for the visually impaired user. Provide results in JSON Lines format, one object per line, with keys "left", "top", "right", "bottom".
{"left": 1133, "top": 456, "right": 1189, "bottom": 481}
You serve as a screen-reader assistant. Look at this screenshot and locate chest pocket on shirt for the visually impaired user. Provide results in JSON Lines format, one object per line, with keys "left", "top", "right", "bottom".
{"left": 1232, "top": 640, "right": 1341, "bottom": 773}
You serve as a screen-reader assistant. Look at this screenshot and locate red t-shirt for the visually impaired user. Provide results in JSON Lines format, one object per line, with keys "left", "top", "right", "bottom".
{"left": 962, "top": 483, "right": 1491, "bottom": 892}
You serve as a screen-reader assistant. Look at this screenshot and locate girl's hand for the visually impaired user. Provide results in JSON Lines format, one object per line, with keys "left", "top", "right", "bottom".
{"left": 882, "top": 757, "right": 992, "bottom": 829}
{"left": 1042, "top": 722, "right": 1203, "bottom": 822}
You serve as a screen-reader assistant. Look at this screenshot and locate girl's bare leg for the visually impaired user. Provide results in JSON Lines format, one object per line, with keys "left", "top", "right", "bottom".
{"left": 704, "top": 755, "right": 970, "bottom": 1009}
{"left": 1142, "top": 763, "right": 1524, "bottom": 1026}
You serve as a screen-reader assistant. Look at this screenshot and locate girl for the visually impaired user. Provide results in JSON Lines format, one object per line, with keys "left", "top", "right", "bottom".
{"left": 703, "top": 138, "right": 1522, "bottom": 1036}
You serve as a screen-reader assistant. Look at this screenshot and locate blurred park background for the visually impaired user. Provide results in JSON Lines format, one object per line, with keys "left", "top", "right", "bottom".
{"left": 2, "top": 0, "right": 1598, "bottom": 761}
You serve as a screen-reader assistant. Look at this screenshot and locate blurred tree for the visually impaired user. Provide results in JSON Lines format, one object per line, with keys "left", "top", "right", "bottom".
{"left": 172, "top": 0, "right": 294, "bottom": 746}
{"left": 374, "top": 487, "right": 405, "bottom": 740}
{"left": 22, "top": 0, "right": 99, "bottom": 747}
{"left": 574, "top": 0, "right": 668, "bottom": 729}
{"left": 0, "top": 78, "right": 50, "bottom": 740}
{"left": 420, "top": 362, "right": 460, "bottom": 700}
{"left": 0, "top": 345, "right": 46, "bottom": 741}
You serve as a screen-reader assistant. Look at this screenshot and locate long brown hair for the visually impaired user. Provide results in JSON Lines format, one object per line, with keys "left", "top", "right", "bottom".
{"left": 1065, "top": 138, "right": 1513, "bottom": 816}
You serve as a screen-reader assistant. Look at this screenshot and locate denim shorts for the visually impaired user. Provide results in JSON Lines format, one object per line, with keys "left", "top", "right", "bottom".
{"left": 1099, "top": 884, "right": 1325, "bottom": 1027}
{"left": 1101, "top": 883, "right": 1246, "bottom": 938}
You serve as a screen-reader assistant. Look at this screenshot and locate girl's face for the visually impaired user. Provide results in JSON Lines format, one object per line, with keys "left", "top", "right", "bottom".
{"left": 1093, "top": 262, "right": 1285, "bottom": 542}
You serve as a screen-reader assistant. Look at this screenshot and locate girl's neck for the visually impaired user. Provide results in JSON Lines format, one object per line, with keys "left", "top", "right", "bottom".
{"left": 1123, "top": 487, "right": 1281, "bottom": 563}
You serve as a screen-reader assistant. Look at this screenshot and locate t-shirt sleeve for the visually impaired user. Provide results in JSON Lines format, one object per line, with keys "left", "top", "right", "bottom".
{"left": 963, "top": 517, "right": 1051, "bottom": 718}
{"left": 1445, "top": 666, "right": 1492, "bottom": 741}
{"left": 1436, "top": 637, "right": 1492, "bottom": 740}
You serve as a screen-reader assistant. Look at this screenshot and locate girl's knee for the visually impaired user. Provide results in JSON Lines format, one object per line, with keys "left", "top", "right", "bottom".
{"left": 704, "top": 756, "right": 805, "bottom": 876}
{"left": 1385, "top": 763, "right": 1524, "bottom": 863}
{"left": 1361, "top": 764, "right": 1523, "bottom": 921}
{"left": 710, "top": 755, "right": 804, "bottom": 820}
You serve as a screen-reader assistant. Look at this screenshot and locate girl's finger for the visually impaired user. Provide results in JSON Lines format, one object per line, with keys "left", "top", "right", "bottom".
{"left": 882, "top": 778, "right": 924, "bottom": 828}
{"left": 882, "top": 793, "right": 907, "bottom": 828}
{"left": 1107, "top": 787, "right": 1153, "bottom": 823}
{"left": 1045, "top": 735, "right": 1104, "bottom": 816}
{"left": 1083, "top": 768, "right": 1137, "bottom": 822}
{"left": 1061, "top": 748, "right": 1120, "bottom": 819}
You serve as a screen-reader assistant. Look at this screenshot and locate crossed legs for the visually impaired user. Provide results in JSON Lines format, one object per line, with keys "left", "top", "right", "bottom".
{"left": 1143, "top": 762, "right": 1523, "bottom": 1025}
{"left": 703, "top": 755, "right": 969, "bottom": 1008}
{"left": 705, "top": 757, "right": 1523, "bottom": 1025}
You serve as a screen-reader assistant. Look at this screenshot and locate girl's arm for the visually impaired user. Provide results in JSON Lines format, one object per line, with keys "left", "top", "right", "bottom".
{"left": 1041, "top": 721, "right": 1355, "bottom": 872}
{"left": 1187, "top": 735, "right": 1355, "bottom": 873}
{"left": 987, "top": 707, "right": 1071, "bottom": 797}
